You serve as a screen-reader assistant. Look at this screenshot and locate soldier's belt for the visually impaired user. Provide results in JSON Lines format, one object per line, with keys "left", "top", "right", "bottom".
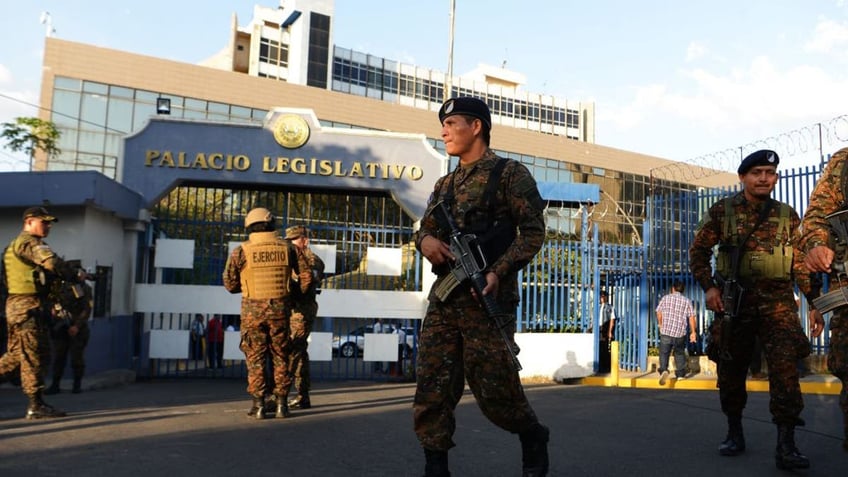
{"left": 812, "top": 286, "right": 848, "bottom": 314}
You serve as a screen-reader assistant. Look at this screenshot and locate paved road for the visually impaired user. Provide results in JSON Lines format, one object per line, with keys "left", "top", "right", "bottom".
{"left": 0, "top": 377, "right": 845, "bottom": 476}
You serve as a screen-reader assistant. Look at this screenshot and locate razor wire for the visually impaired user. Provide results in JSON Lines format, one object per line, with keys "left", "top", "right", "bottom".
{"left": 651, "top": 114, "right": 848, "bottom": 181}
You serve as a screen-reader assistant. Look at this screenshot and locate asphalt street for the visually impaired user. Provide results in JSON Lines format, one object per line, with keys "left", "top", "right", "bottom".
{"left": 0, "top": 376, "right": 845, "bottom": 476}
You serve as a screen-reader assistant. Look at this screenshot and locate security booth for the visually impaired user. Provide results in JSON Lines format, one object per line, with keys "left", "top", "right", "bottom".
{"left": 0, "top": 171, "right": 145, "bottom": 374}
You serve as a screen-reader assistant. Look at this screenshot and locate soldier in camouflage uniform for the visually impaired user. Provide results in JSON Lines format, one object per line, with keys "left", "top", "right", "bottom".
{"left": 414, "top": 97, "right": 549, "bottom": 477}
{"left": 796, "top": 146, "right": 848, "bottom": 452}
{"left": 689, "top": 150, "right": 820, "bottom": 470}
{"left": 0, "top": 206, "right": 77, "bottom": 419}
{"left": 285, "top": 225, "right": 324, "bottom": 410}
{"left": 223, "top": 207, "right": 299, "bottom": 419}
{"left": 45, "top": 260, "right": 94, "bottom": 395}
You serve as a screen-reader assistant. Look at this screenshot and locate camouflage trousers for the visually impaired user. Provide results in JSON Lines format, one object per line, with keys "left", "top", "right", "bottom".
{"left": 288, "top": 301, "right": 317, "bottom": 396}
{"left": 240, "top": 314, "right": 292, "bottom": 399}
{"left": 828, "top": 310, "right": 848, "bottom": 426}
{"left": 715, "top": 306, "right": 810, "bottom": 425}
{"left": 413, "top": 296, "right": 539, "bottom": 451}
{"left": 0, "top": 312, "right": 50, "bottom": 396}
{"left": 49, "top": 325, "right": 90, "bottom": 381}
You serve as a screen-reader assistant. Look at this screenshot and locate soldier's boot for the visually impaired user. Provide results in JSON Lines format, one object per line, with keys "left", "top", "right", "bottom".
{"left": 246, "top": 396, "right": 265, "bottom": 420}
{"left": 719, "top": 417, "right": 745, "bottom": 456}
{"left": 275, "top": 396, "right": 290, "bottom": 418}
{"left": 519, "top": 423, "right": 550, "bottom": 477}
{"left": 72, "top": 376, "right": 82, "bottom": 394}
{"left": 288, "top": 393, "right": 311, "bottom": 409}
{"left": 25, "top": 392, "right": 67, "bottom": 419}
{"left": 775, "top": 424, "right": 810, "bottom": 469}
{"left": 44, "top": 379, "right": 61, "bottom": 395}
{"left": 263, "top": 394, "right": 276, "bottom": 414}
{"left": 422, "top": 449, "right": 450, "bottom": 477}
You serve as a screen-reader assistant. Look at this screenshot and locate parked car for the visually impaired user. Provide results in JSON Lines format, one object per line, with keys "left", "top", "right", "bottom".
{"left": 332, "top": 323, "right": 416, "bottom": 358}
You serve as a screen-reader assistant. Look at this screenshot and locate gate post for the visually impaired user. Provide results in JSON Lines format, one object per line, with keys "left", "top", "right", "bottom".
{"left": 638, "top": 220, "right": 650, "bottom": 371}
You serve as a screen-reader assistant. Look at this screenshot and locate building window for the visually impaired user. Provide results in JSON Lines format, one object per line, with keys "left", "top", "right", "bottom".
{"left": 259, "top": 37, "right": 289, "bottom": 68}
{"left": 93, "top": 266, "right": 113, "bottom": 318}
{"left": 306, "top": 12, "right": 330, "bottom": 88}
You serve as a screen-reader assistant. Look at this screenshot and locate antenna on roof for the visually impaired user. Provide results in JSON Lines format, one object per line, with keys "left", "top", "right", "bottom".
{"left": 39, "top": 11, "right": 55, "bottom": 37}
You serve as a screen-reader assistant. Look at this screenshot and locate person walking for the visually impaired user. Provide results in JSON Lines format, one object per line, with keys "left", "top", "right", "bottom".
{"left": 223, "top": 207, "right": 299, "bottom": 419}
{"left": 655, "top": 281, "right": 697, "bottom": 385}
{"left": 689, "top": 150, "right": 819, "bottom": 470}
{"left": 45, "top": 260, "right": 94, "bottom": 395}
{"left": 795, "top": 145, "right": 848, "bottom": 452}
{"left": 0, "top": 206, "right": 78, "bottom": 418}
{"left": 285, "top": 225, "right": 324, "bottom": 410}
{"left": 414, "top": 97, "right": 549, "bottom": 477}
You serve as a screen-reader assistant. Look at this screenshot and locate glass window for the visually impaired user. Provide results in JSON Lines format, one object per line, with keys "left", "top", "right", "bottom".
{"left": 106, "top": 98, "right": 133, "bottom": 133}
{"left": 56, "top": 128, "right": 78, "bottom": 151}
{"left": 54, "top": 77, "right": 81, "bottom": 91}
{"left": 80, "top": 92, "right": 108, "bottom": 131}
{"left": 78, "top": 130, "right": 105, "bottom": 153}
{"left": 82, "top": 81, "right": 108, "bottom": 95}
{"left": 51, "top": 90, "right": 81, "bottom": 128}
{"left": 110, "top": 85, "right": 134, "bottom": 99}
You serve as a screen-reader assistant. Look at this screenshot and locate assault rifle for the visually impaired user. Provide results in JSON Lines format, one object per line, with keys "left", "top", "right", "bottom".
{"left": 812, "top": 209, "right": 848, "bottom": 313}
{"left": 47, "top": 264, "right": 95, "bottom": 333}
{"left": 430, "top": 201, "right": 523, "bottom": 371}
{"left": 714, "top": 273, "right": 744, "bottom": 362}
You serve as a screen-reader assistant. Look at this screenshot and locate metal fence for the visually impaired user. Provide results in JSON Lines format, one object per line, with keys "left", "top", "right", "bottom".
{"left": 138, "top": 157, "right": 831, "bottom": 379}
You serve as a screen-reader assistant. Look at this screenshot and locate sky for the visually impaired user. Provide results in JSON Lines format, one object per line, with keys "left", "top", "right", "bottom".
{"left": 1, "top": 0, "right": 848, "bottom": 173}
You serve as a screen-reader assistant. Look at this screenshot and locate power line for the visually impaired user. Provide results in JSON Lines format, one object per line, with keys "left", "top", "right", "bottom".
{"left": 0, "top": 91, "right": 130, "bottom": 135}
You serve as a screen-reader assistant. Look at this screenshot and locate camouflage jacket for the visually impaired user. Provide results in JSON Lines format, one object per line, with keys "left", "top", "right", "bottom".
{"left": 797, "top": 147, "right": 848, "bottom": 293}
{"left": 689, "top": 191, "right": 813, "bottom": 303}
{"left": 416, "top": 149, "right": 545, "bottom": 304}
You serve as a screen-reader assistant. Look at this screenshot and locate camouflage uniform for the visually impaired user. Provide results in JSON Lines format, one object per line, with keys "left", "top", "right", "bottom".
{"left": 689, "top": 192, "right": 811, "bottom": 426}
{"left": 796, "top": 147, "right": 848, "bottom": 447}
{"left": 47, "top": 279, "right": 93, "bottom": 393}
{"left": 0, "top": 232, "right": 66, "bottom": 397}
{"left": 288, "top": 247, "right": 323, "bottom": 401}
{"left": 222, "top": 231, "right": 298, "bottom": 408}
{"left": 413, "top": 149, "right": 546, "bottom": 451}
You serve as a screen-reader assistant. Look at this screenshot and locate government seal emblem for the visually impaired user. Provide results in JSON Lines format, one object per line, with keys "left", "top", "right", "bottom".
{"left": 273, "top": 114, "right": 310, "bottom": 149}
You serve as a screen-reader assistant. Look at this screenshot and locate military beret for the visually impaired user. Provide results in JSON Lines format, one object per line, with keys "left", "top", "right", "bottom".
{"left": 738, "top": 149, "right": 779, "bottom": 174}
{"left": 23, "top": 206, "right": 58, "bottom": 222}
{"left": 285, "top": 225, "right": 309, "bottom": 240}
{"left": 438, "top": 97, "right": 491, "bottom": 129}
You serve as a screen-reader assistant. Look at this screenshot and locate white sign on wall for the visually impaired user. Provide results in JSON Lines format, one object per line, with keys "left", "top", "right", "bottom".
{"left": 154, "top": 239, "right": 195, "bottom": 269}
{"left": 366, "top": 247, "right": 402, "bottom": 276}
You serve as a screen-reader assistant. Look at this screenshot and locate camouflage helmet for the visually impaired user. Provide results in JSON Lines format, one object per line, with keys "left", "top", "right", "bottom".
{"left": 245, "top": 207, "right": 273, "bottom": 228}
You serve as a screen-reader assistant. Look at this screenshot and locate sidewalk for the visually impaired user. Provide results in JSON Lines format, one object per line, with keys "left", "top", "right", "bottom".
{"left": 1, "top": 371, "right": 845, "bottom": 476}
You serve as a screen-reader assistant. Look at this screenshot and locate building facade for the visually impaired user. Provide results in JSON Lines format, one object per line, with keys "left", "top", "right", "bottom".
{"left": 10, "top": 0, "right": 741, "bottom": 378}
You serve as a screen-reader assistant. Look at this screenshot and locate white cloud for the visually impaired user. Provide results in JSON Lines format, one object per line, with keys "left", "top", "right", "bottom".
{"left": 0, "top": 64, "right": 11, "bottom": 84}
{"left": 805, "top": 18, "right": 848, "bottom": 54}
{"left": 685, "top": 41, "right": 707, "bottom": 62}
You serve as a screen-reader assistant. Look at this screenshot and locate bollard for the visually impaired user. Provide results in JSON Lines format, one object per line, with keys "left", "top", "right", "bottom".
{"left": 610, "top": 341, "right": 620, "bottom": 386}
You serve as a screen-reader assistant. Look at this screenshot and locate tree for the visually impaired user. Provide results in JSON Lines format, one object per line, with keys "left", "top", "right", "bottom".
{"left": 0, "top": 117, "right": 61, "bottom": 170}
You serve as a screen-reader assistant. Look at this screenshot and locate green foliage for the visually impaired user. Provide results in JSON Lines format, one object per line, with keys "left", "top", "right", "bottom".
{"left": 0, "top": 117, "right": 61, "bottom": 166}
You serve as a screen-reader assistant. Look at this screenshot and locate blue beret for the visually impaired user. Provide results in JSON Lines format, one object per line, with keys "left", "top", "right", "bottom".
{"left": 438, "top": 97, "right": 491, "bottom": 129}
{"left": 738, "top": 149, "right": 779, "bottom": 174}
